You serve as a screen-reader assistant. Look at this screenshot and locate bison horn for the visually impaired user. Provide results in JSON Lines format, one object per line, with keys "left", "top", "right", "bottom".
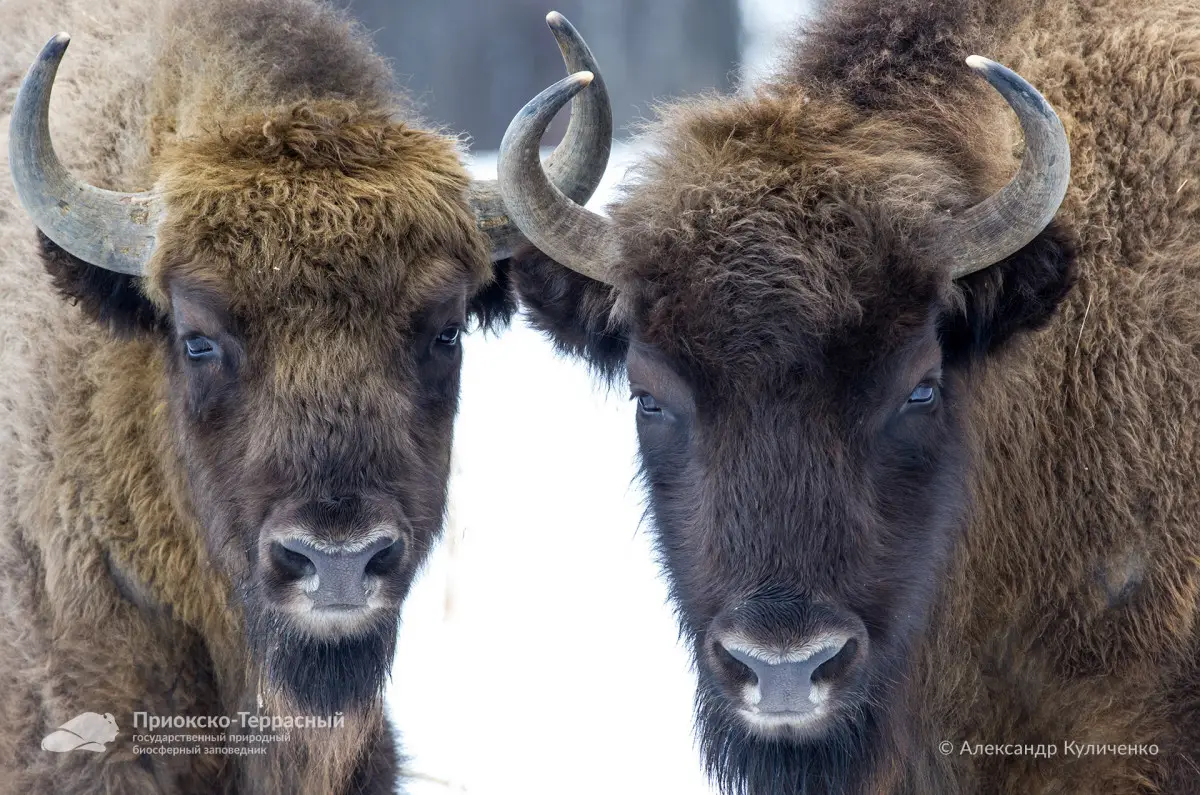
{"left": 473, "top": 11, "right": 613, "bottom": 261}
{"left": 944, "top": 56, "right": 1071, "bottom": 278}
{"left": 497, "top": 70, "right": 619, "bottom": 284}
{"left": 9, "top": 33, "right": 161, "bottom": 277}
{"left": 496, "top": 56, "right": 1070, "bottom": 286}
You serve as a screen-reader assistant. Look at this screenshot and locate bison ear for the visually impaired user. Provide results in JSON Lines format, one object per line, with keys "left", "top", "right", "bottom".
{"left": 39, "top": 231, "right": 165, "bottom": 337}
{"left": 507, "top": 245, "right": 629, "bottom": 380}
{"left": 938, "top": 221, "right": 1076, "bottom": 364}
{"left": 468, "top": 259, "right": 518, "bottom": 334}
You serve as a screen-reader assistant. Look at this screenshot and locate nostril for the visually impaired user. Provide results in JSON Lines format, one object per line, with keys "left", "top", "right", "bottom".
{"left": 713, "top": 639, "right": 758, "bottom": 684}
{"left": 364, "top": 538, "right": 403, "bottom": 578}
{"left": 267, "top": 534, "right": 400, "bottom": 609}
{"left": 270, "top": 541, "right": 316, "bottom": 582}
{"left": 812, "top": 637, "right": 858, "bottom": 685}
{"left": 716, "top": 631, "right": 866, "bottom": 715}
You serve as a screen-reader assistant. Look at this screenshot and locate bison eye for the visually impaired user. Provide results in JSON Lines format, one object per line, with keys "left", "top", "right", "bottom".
{"left": 635, "top": 393, "right": 662, "bottom": 416}
{"left": 184, "top": 336, "right": 219, "bottom": 362}
{"left": 907, "top": 382, "right": 938, "bottom": 406}
{"left": 435, "top": 324, "right": 462, "bottom": 347}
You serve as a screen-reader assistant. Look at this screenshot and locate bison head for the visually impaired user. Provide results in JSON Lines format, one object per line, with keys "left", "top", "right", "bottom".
{"left": 8, "top": 15, "right": 609, "bottom": 716}
{"left": 498, "top": 56, "right": 1074, "bottom": 790}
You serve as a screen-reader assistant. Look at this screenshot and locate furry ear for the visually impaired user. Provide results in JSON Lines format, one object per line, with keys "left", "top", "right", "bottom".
{"left": 508, "top": 245, "right": 629, "bottom": 381}
{"left": 467, "top": 259, "right": 518, "bottom": 334}
{"left": 938, "top": 221, "right": 1076, "bottom": 364}
{"left": 38, "top": 231, "right": 166, "bottom": 337}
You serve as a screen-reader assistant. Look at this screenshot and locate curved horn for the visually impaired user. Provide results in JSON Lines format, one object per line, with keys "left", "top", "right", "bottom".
{"left": 944, "top": 56, "right": 1070, "bottom": 278}
{"left": 9, "top": 33, "right": 160, "bottom": 276}
{"left": 473, "top": 11, "right": 613, "bottom": 260}
{"left": 539, "top": 11, "right": 613, "bottom": 203}
{"left": 497, "top": 72, "right": 618, "bottom": 285}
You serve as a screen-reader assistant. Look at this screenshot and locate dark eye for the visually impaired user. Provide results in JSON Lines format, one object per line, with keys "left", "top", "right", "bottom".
{"left": 435, "top": 325, "right": 461, "bottom": 347}
{"left": 184, "top": 336, "right": 219, "bottom": 361}
{"left": 907, "top": 382, "right": 938, "bottom": 405}
{"left": 635, "top": 393, "right": 662, "bottom": 416}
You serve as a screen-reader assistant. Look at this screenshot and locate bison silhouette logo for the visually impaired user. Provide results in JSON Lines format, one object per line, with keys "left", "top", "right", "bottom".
{"left": 41, "top": 712, "right": 118, "bottom": 753}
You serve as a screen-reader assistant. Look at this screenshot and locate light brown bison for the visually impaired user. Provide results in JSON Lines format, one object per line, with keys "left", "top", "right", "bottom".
{"left": 0, "top": 1, "right": 609, "bottom": 792}
{"left": 498, "top": 0, "right": 1200, "bottom": 792}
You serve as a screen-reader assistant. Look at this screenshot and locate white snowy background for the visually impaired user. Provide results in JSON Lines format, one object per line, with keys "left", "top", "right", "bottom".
{"left": 388, "top": 4, "right": 810, "bottom": 792}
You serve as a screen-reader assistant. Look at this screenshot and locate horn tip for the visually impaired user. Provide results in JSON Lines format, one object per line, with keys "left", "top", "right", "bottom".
{"left": 573, "top": 70, "right": 595, "bottom": 87}
{"left": 965, "top": 54, "right": 994, "bottom": 73}
{"left": 38, "top": 32, "right": 71, "bottom": 59}
{"left": 546, "top": 10, "right": 565, "bottom": 27}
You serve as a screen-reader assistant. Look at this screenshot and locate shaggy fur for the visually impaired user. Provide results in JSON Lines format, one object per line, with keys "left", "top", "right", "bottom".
{"left": 510, "top": 0, "right": 1200, "bottom": 792}
{"left": 0, "top": 1, "right": 511, "bottom": 792}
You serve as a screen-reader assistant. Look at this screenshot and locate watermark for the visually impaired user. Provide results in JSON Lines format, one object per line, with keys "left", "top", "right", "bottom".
{"left": 939, "top": 740, "right": 1159, "bottom": 758}
{"left": 132, "top": 711, "right": 345, "bottom": 732}
{"left": 130, "top": 710, "right": 344, "bottom": 757}
{"left": 41, "top": 712, "right": 119, "bottom": 753}
{"left": 41, "top": 709, "right": 345, "bottom": 757}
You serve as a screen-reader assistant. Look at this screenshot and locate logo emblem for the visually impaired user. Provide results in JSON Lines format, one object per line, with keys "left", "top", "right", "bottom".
{"left": 41, "top": 712, "right": 118, "bottom": 753}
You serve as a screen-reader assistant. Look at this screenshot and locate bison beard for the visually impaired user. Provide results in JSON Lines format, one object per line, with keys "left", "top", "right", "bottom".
{"left": 696, "top": 686, "right": 893, "bottom": 795}
{"left": 247, "top": 602, "right": 398, "bottom": 716}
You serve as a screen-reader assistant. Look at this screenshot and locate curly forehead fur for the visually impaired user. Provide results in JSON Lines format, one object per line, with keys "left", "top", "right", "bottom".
{"left": 611, "top": 93, "right": 987, "bottom": 381}
{"left": 148, "top": 100, "right": 490, "bottom": 313}
{"left": 138, "top": 0, "right": 493, "bottom": 316}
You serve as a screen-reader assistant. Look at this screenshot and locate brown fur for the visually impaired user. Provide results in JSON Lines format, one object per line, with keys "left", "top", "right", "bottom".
{"left": 0, "top": 1, "right": 500, "bottom": 793}
{"left": 511, "top": 0, "right": 1200, "bottom": 792}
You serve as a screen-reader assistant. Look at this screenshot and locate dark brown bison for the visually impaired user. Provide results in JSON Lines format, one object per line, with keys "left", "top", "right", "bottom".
{"left": 0, "top": 1, "right": 608, "bottom": 792}
{"left": 498, "top": 0, "right": 1200, "bottom": 792}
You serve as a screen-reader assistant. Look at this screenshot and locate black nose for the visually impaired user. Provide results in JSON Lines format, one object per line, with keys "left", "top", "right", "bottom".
{"left": 720, "top": 635, "right": 861, "bottom": 715}
{"left": 270, "top": 535, "right": 401, "bottom": 608}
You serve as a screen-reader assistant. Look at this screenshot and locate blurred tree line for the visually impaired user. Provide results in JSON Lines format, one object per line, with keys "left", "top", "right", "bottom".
{"left": 348, "top": 0, "right": 740, "bottom": 149}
